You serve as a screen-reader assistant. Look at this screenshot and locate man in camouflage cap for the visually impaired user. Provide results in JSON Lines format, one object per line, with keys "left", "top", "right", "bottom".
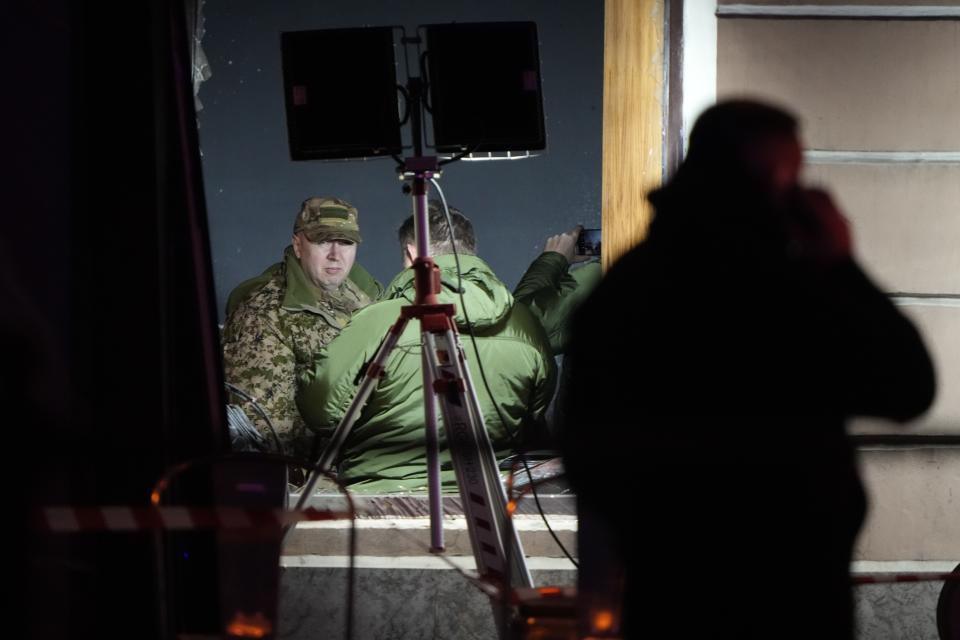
{"left": 222, "top": 197, "right": 382, "bottom": 463}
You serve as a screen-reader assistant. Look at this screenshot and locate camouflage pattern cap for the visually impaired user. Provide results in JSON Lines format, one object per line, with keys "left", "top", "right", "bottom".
{"left": 293, "top": 196, "right": 362, "bottom": 244}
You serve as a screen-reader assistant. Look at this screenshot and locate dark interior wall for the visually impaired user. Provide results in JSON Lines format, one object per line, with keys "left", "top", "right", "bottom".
{"left": 7, "top": 2, "right": 228, "bottom": 636}
{"left": 197, "top": 0, "right": 603, "bottom": 318}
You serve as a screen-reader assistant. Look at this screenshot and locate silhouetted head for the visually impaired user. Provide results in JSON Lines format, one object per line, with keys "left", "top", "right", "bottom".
{"left": 647, "top": 100, "right": 804, "bottom": 254}
{"left": 680, "top": 99, "right": 802, "bottom": 199}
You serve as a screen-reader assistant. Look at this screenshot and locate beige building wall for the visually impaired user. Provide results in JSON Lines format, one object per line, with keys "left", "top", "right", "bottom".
{"left": 715, "top": 7, "right": 960, "bottom": 438}
{"left": 707, "top": 1, "right": 960, "bottom": 563}
{"left": 857, "top": 448, "right": 959, "bottom": 561}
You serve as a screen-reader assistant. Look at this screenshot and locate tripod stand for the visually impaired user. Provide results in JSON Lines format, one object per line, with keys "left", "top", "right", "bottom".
{"left": 288, "top": 156, "right": 533, "bottom": 620}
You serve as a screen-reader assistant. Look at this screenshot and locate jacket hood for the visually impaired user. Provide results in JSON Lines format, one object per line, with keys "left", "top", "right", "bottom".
{"left": 383, "top": 254, "right": 513, "bottom": 330}
{"left": 280, "top": 246, "right": 368, "bottom": 323}
{"left": 281, "top": 246, "right": 326, "bottom": 312}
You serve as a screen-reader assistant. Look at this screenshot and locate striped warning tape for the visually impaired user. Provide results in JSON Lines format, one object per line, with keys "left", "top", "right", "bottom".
{"left": 34, "top": 506, "right": 351, "bottom": 533}
{"left": 30, "top": 508, "right": 960, "bottom": 588}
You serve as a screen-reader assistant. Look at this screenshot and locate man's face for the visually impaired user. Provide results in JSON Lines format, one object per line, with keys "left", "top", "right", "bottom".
{"left": 292, "top": 233, "right": 358, "bottom": 291}
{"left": 768, "top": 134, "right": 803, "bottom": 195}
{"left": 746, "top": 133, "right": 804, "bottom": 201}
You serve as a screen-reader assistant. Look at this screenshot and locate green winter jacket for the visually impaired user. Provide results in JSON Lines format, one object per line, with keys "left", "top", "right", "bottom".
{"left": 297, "top": 254, "right": 557, "bottom": 493}
{"left": 225, "top": 248, "right": 384, "bottom": 317}
{"left": 513, "top": 252, "right": 602, "bottom": 355}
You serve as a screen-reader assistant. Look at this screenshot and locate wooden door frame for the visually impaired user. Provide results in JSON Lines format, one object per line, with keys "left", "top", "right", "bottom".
{"left": 601, "top": 0, "right": 715, "bottom": 269}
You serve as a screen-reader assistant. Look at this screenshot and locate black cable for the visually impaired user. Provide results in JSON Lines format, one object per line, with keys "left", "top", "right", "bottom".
{"left": 429, "top": 179, "right": 579, "bottom": 570}
{"left": 224, "top": 381, "right": 285, "bottom": 456}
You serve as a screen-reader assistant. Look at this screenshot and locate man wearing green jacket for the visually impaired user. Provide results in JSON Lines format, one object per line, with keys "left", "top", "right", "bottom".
{"left": 297, "top": 202, "right": 557, "bottom": 493}
{"left": 222, "top": 197, "right": 382, "bottom": 461}
{"left": 513, "top": 225, "right": 602, "bottom": 356}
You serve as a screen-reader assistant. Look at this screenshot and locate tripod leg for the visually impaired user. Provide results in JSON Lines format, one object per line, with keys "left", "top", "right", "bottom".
{"left": 443, "top": 330, "right": 532, "bottom": 640}
{"left": 422, "top": 346, "right": 444, "bottom": 552}
{"left": 423, "top": 330, "right": 534, "bottom": 593}
{"left": 284, "top": 317, "right": 410, "bottom": 540}
{"left": 441, "top": 329, "right": 534, "bottom": 589}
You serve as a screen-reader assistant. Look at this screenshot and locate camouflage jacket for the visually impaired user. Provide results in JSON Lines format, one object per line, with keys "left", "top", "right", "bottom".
{"left": 222, "top": 248, "right": 374, "bottom": 460}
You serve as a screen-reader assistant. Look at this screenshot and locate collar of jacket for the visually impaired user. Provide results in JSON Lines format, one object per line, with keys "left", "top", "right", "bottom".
{"left": 280, "top": 246, "right": 359, "bottom": 322}
{"left": 384, "top": 254, "right": 512, "bottom": 330}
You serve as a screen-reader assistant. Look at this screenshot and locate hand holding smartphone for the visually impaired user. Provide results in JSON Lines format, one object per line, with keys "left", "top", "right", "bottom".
{"left": 576, "top": 228, "right": 601, "bottom": 257}
{"left": 543, "top": 226, "right": 600, "bottom": 263}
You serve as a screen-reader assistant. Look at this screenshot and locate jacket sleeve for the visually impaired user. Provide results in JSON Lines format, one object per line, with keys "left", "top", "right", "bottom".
{"left": 526, "top": 344, "right": 558, "bottom": 449}
{"left": 559, "top": 262, "right": 603, "bottom": 343}
{"left": 514, "top": 251, "right": 571, "bottom": 301}
{"left": 801, "top": 259, "right": 936, "bottom": 422}
{"left": 514, "top": 252, "right": 602, "bottom": 354}
{"left": 297, "top": 303, "right": 395, "bottom": 444}
{"left": 533, "top": 341, "right": 558, "bottom": 421}
{"left": 504, "top": 302, "right": 559, "bottom": 450}
{"left": 222, "top": 303, "right": 303, "bottom": 450}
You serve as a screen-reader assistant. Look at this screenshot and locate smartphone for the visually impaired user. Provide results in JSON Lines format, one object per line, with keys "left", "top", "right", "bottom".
{"left": 576, "top": 228, "right": 602, "bottom": 256}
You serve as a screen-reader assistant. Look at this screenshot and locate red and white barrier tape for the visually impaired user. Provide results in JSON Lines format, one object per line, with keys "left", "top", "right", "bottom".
{"left": 30, "top": 509, "right": 960, "bottom": 588}
{"left": 34, "top": 506, "right": 350, "bottom": 533}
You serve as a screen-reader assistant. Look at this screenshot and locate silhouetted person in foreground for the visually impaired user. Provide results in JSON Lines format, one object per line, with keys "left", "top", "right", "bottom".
{"left": 562, "top": 100, "right": 935, "bottom": 639}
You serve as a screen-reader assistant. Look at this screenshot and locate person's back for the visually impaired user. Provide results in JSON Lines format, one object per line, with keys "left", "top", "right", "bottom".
{"left": 298, "top": 204, "right": 556, "bottom": 493}
{"left": 562, "top": 101, "right": 935, "bottom": 639}
{"left": 513, "top": 226, "right": 603, "bottom": 356}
